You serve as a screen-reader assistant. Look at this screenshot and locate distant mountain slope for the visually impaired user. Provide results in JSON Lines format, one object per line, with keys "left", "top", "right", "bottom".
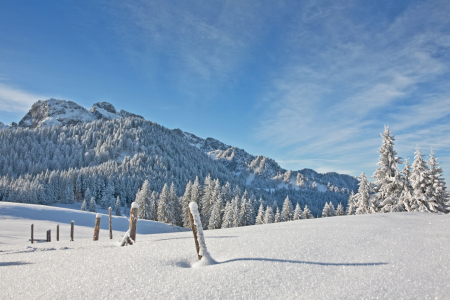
{"left": 173, "top": 128, "right": 358, "bottom": 193}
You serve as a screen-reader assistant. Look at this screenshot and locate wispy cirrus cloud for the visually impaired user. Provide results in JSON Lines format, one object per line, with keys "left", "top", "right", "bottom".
{"left": 256, "top": 0, "right": 450, "bottom": 177}
{"left": 0, "top": 82, "right": 45, "bottom": 112}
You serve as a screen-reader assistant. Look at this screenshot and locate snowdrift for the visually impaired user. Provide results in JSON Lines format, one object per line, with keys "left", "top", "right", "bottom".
{"left": 0, "top": 202, "right": 449, "bottom": 299}
{"left": 0, "top": 202, "right": 188, "bottom": 245}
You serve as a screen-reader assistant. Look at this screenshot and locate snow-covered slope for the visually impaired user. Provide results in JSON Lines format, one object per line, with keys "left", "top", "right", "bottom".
{"left": 0, "top": 202, "right": 187, "bottom": 245}
{"left": 0, "top": 206, "right": 449, "bottom": 299}
{"left": 18, "top": 99, "right": 143, "bottom": 128}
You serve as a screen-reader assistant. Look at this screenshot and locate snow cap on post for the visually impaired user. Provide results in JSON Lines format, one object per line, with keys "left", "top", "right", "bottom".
{"left": 131, "top": 202, "right": 139, "bottom": 209}
{"left": 96, "top": 213, "right": 101, "bottom": 219}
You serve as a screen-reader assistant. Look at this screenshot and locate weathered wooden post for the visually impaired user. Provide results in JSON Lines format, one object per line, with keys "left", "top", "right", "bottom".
{"left": 70, "top": 221, "right": 74, "bottom": 242}
{"left": 93, "top": 214, "right": 101, "bottom": 241}
{"left": 188, "top": 205, "right": 202, "bottom": 260}
{"left": 129, "top": 202, "right": 139, "bottom": 242}
{"left": 31, "top": 224, "right": 34, "bottom": 244}
{"left": 47, "top": 230, "right": 51, "bottom": 242}
{"left": 56, "top": 225, "right": 59, "bottom": 241}
{"left": 109, "top": 207, "right": 113, "bottom": 239}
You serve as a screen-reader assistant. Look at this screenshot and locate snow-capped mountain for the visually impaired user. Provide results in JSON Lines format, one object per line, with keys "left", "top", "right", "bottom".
{"left": 18, "top": 99, "right": 143, "bottom": 128}
{"left": 173, "top": 128, "right": 357, "bottom": 193}
{"left": 11, "top": 98, "right": 357, "bottom": 197}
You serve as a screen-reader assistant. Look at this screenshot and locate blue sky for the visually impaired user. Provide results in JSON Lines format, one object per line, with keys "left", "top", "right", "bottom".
{"left": 1, "top": 0, "right": 450, "bottom": 180}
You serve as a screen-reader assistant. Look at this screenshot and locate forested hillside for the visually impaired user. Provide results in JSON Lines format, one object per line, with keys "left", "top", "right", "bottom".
{"left": 0, "top": 99, "right": 357, "bottom": 220}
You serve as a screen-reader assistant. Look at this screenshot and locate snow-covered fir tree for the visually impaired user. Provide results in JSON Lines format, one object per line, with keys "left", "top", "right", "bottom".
{"left": 410, "top": 148, "right": 444, "bottom": 212}
{"left": 281, "top": 195, "right": 294, "bottom": 222}
{"left": 89, "top": 197, "right": 97, "bottom": 213}
{"left": 427, "top": 149, "right": 448, "bottom": 212}
{"left": 264, "top": 205, "right": 274, "bottom": 224}
{"left": 346, "top": 191, "right": 356, "bottom": 215}
{"left": 115, "top": 196, "right": 121, "bottom": 216}
{"left": 81, "top": 198, "right": 88, "bottom": 211}
{"left": 274, "top": 207, "right": 281, "bottom": 223}
{"left": 221, "top": 201, "right": 233, "bottom": 228}
{"left": 293, "top": 203, "right": 303, "bottom": 220}
{"left": 135, "top": 180, "right": 152, "bottom": 220}
{"left": 355, "top": 173, "right": 373, "bottom": 214}
{"left": 336, "top": 203, "right": 345, "bottom": 216}
{"left": 322, "top": 202, "right": 330, "bottom": 218}
{"left": 255, "top": 203, "right": 265, "bottom": 225}
{"left": 181, "top": 181, "right": 192, "bottom": 228}
{"left": 373, "top": 126, "right": 404, "bottom": 213}
{"left": 157, "top": 183, "right": 172, "bottom": 224}
{"left": 303, "top": 205, "right": 313, "bottom": 219}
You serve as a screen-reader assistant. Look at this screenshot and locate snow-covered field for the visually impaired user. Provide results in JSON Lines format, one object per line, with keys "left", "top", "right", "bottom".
{"left": 1, "top": 202, "right": 449, "bottom": 299}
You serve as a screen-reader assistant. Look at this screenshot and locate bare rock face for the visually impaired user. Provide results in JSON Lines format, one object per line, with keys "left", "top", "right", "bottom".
{"left": 90, "top": 102, "right": 118, "bottom": 120}
{"left": 118, "top": 109, "right": 144, "bottom": 120}
{"left": 18, "top": 99, "right": 144, "bottom": 129}
{"left": 18, "top": 99, "right": 96, "bottom": 128}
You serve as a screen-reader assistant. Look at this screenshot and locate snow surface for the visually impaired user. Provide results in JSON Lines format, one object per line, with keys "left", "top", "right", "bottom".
{"left": 1, "top": 202, "right": 450, "bottom": 299}
{"left": 0, "top": 202, "right": 188, "bottom": 245}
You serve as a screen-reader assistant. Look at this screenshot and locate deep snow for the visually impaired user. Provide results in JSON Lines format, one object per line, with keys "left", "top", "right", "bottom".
{"left": 0, "top": 202, "right": 449, "bottom": 299}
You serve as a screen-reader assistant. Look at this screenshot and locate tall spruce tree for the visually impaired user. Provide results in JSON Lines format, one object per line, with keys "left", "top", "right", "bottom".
{"left": 355, "top": 173, "right": 373, "bottom": 214}
{"left": 373, "top": 126, "right": 404, "bottom": 213}
{"left": 281, "top": 195, "right": 294, "bottom": 222}
{"left": 181, "top": 181, "right": 192, "bottom": 228}
{"left": 255, "top": 203, "right": 265, "bottom": 225}
{"left": 293, "top": 203, "right": 303, "bottom": 220}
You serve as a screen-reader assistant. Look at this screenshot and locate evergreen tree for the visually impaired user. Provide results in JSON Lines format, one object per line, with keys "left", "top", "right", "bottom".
{"left": 322, "top": 202, "right": 330, "bottom": 218}
{"left": 336, "top": 203, "right": 345, "bottom": 216}
{"left": 293, "top": 203, "right": 302, "bottom": 220}
{"left": 427, "top": 149, "right": 447, "bottom": 212}
{"left": 169, "top": 182, "right": 182, "bottom": 226}
{"left": 157, "top": 183, "right": 172, "bottom": 224}
{"left": 400, "top": 158, "right": 413, "bottom": 212}
{"left": 410, "top": 148, "right": 444, "bottom": 212}
{"left": 303, "top": 205, "right": 313, "bottom": 219}
{"left": 264, "top": 205, "right": 274, "bottom": 224}
{"left": 181, "top": 181, "right": 192, "bottom": 228}
{"left": 255, "top": 204, "right": 265, "bottom": 225}
{"left": 81, "top": 198, "right": 88, "bottom": 211}
{"left": 221, "top": 201, "right": 233, "bottom": 228}
{"left": 373, "top": 126, "right": 404, "bottom": 213}
{"left": 328, "top": 202, "right": 336, "bottom": 216}
{"left": 355, "top": 173, "right": 373, "bottom": 214}
{"left": 274, "top": 207, "right": 281, "bottom": 223}
{"left": 149, "top": 191, "right": 158, "bottom": 220}
{"left": 89, "top": 197, "right": 97, "bottom": 213}
{"left": 281, "top": 195, "right": 294, "bottom": 222}
{"left": 208, "top": 200, "right": 222, "bottom": 230}
{"left": 346, "top": 191, "right": 356, "bottom": 215}
{"left": 115, "top": 196, "right": 121, "bottom": 216}
{"left": 231, "top": 195, "right": 241, "bottom": 227}
{"left": 200, "top": 174, "right": 213, "bottom": 225}
{"left": 136, "top": 180, "right": 152, "bottom": 220}
{"left": 84, "top": 188, "right": 92, "bottom": 211}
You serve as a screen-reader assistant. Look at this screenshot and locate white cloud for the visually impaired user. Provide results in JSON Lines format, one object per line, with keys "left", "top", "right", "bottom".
{"left": 256, "top": 0, "right": 450, "bottom": 177}
{"left": 0, "top": 83, "right": 45, "bottom": 112}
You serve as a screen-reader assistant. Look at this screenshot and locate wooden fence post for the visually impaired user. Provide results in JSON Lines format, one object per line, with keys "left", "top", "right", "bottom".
{"left": 57, "top": 225, "right": 59, "bottom": 241}
{"left": 70, "top": 221, "right": 74, "bottom": 242}
{"left": 31, "top": 224, "right": 34, "bottom": 244}
{"left": 47, "top": 230, "right": 51, "bottom": 242}
{"left": 189, "top": 207, "right": 202, "bottom": 260}
{"left": 109, "top": 207, "right": 113, "bottom": 239}
{"left": 93, "top": 214, "right": 101, "bottom": 241}
{"left": 129, "top": 202, "right": 139, "bottom": 242}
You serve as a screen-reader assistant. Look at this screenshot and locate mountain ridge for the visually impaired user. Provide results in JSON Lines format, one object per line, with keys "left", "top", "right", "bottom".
{"left": 9, "top": 98, "right": 358, "bottom": 194}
